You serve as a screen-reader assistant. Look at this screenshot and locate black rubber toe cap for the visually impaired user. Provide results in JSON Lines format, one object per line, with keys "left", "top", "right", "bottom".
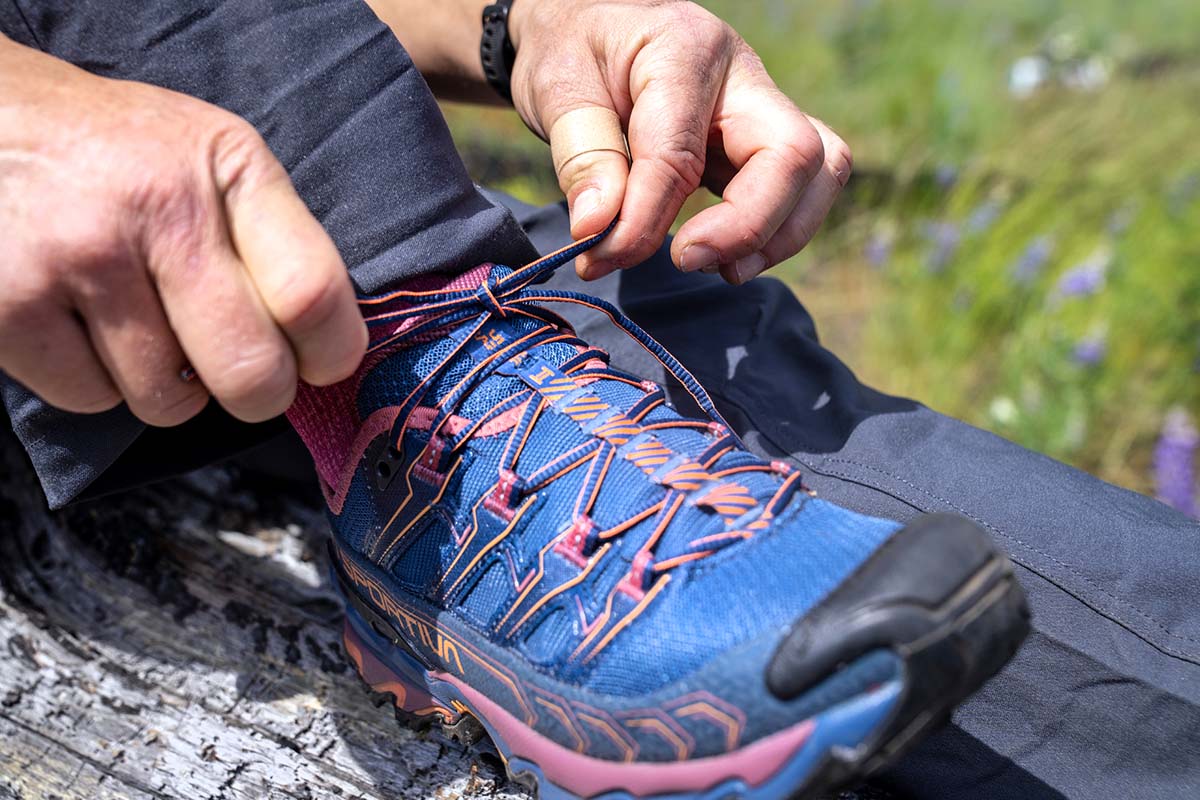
{"left": 766, "top": 512, "right": 1024, "bottom": 701}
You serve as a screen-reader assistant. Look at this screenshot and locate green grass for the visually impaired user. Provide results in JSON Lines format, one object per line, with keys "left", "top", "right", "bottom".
{"left": 441, "top": 0, "right": 1200, "bottom": 502}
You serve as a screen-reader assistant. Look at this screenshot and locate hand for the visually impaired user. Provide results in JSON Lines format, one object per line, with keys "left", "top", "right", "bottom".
{"left": 508, "top": 0, "right": 851, "bottom": 284}
{"left": 0, "top": 36, "right": 366, "bottom": 426}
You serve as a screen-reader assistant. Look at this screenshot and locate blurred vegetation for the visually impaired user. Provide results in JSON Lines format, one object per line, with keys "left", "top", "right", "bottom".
{"left": 441, "top": 0, "right": 1200, "bottom": 503}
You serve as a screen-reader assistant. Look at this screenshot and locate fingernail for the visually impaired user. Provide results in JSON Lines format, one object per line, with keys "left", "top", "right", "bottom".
{"left": 571, "top": 188, "right": 603, "bottom": 225}
{"left": 700, "top": 264, "right": 720, "bottom": 274}
{"left": 680, "top": 244, "right": 720, "bottom": 272}
{"left": 733, "top": 252, "right": 767, "bottom": 284}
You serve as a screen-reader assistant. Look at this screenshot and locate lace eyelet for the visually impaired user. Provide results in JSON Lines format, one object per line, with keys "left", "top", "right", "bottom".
{"left": 484, "top": 469, "right": 523, "bottom": 520}
{"left": 554, "top": 515, "right": 596, "bottom": 568}
{"left": 618, "top": 550, "right": 655, "bottom": 599}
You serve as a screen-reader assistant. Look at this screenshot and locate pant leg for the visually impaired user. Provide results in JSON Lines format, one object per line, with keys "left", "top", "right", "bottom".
{"left": 500, "top": 194, "right": 1200, "bottom": 800}
{"left": 2, "top": 0, "right": 538, "bottom": 507}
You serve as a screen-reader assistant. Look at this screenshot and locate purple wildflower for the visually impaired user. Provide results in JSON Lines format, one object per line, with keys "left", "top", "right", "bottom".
{"left": 1011, "top": 236, "right": 1054, "bottom": 285}
{"left": 966, "top": 200, "right": 1002, "bottom": 234}
{"left": 1072, "top": 334, "right": 1106, "bottom": 365}
{"left": 1153, "top": 408, "right": 1199, "bottom": 518}
{"left": 935, "top": 164, "right": 959, "bottom": 190}
{"left": 923, "top": 221, "right": 961, "bottom": 273}
{"left": 1054, "top": 253, "right": 1108, "bottom": 299}
{"left": 864, "top": 232, "right": 893, "bottom": 268}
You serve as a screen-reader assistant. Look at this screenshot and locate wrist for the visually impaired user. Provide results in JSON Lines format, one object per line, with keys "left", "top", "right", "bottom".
{"left": 365, "top": 0, "right": 494, "bottom": 103}
{"left": 505, "top": 0, "right": 533, "bottom": 51}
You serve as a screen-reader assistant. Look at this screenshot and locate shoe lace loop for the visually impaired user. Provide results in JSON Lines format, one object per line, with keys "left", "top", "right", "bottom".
{"left": 358, "top": 221, "right": 804, "bottom": 580}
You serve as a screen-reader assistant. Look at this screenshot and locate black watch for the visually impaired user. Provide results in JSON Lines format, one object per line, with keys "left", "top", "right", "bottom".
{"left": 481, "top": 0, "right": 517, "bottom": 103}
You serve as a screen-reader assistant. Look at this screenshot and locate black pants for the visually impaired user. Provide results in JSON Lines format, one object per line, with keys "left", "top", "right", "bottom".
{"left": 2, "top": 2, "right": 1197, "bottom": 797}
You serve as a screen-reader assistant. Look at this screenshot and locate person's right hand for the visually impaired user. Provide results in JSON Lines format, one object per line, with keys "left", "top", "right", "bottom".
{"left": 0, "top": 35, "right": 366, "bottom": 426}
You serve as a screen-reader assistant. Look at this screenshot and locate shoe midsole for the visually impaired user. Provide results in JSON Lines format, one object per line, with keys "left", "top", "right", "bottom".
{"left": 343, "top": 609, "right": 903, "bottom": 798}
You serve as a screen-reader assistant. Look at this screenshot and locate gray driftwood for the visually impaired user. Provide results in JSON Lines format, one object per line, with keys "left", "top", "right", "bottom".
{"left": 0, "top": 430, "right": 883, "bottom": 800}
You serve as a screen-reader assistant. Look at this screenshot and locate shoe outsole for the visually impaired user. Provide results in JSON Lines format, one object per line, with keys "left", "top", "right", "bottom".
{"left": 337, "top": 516, "right": 1031, "bottom": 799}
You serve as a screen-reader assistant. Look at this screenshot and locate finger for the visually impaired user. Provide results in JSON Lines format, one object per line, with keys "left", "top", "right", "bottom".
{"left": 583, "top": 48, "right": 728, "bottom": 279}
{"left": 0, "top": 304, "right": 122, "bottom": 415}
{"left": 748, "top": 118, "right": 853, "bottom": 281}
{"left": 213, "top": 127, "right": 366, "bottom": 387}
{"left": 156, "top": 240, "right": 297, "bottom": 423}
{"left": 74, "top": 261, "right": 210, "bottom": 426}
{"left": 547, "top": 106, "right": 630, "bottom": 248}
{"left": 671, "top": 92, "right": 825, "bottom": 276}
{"left": 146, "top": 184, "right": 298, "bottom": 424}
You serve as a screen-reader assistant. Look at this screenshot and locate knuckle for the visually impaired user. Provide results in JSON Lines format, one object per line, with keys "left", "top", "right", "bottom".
{"left": 655, "top": 132, "right": 707, "bottom": 198}
{"left": 48, "top": 214, "right": 133, "bottom": 288}
{"left": 780, "top": 124, "right": 826, "bottom": 185}
{"left": 609, "top": 230, "right": 659, "bottom": 270}
{"left": 787, "top": 214, "right": 819, "bottom": 251}
{"left": 270, "top": 270, "right": 345, "bottom": 335}
{"left": 730, "top": 42, "right": 768, "bottom": 78}
{"left": 0, "top": 283, "right": 51, "bottom": 329}
{"left": 817, "top": 123, "right": 853, "bottom": 185}
{"left": 207, "top": 119, "right": 280, "bottom": 196}
{"left": 69, "top": 222, "right": 125, "bottom": 268}
{"left": 734, "top": 211, "right": 776, "bottom": 253}
{"left": 212, "top": 345, "right": 296, "bottom": 419}
{"left": 67, "top": 387, "right": 123, "bottom": 415}
{"left": 130, "top": 384, "right": 208, "bottom": 427}
{"left": 135, "top": 180, "right": 216, "bottom": 280}
{"left": 667, "top": 4, "right": 732, "bottom": 57}
{"left": 39, "top": 365, "right": 123, "bottom": 414}
{"left": 829, "top": 137, "right": 853, "bottom": 173}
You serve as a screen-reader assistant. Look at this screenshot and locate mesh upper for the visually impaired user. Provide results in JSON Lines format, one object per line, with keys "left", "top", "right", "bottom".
{"left": 287, "top": 263, "right": 903, "bottom": 696}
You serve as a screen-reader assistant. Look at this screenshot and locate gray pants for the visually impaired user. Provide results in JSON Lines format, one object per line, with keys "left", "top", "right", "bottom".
{"left": 511, "top": 196, "right": 1200, "bottom": 800}
{"left": 2, "top": 1, "right": 1198, "bottom": 796}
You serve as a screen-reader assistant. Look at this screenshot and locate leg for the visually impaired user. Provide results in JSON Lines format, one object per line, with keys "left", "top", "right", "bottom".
{"left": 503, "top": 194, "right": 1200, "bottom": 799}
{"left": 2, "top": 2, "right": 536, "bottom": 506}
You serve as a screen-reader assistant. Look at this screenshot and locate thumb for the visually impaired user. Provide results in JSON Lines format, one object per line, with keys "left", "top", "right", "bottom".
{"left": 548, "top": 105, "right": 630, "bottom": 241}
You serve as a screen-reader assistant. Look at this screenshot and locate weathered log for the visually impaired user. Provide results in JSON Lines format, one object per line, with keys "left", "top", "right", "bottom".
{"left": 0, "top": 429, "right": 884, "bottom": 799}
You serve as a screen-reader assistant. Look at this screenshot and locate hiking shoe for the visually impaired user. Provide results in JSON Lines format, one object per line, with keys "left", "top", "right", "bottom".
{"left": 287, "top": 230, "right": 1030, "bottom": 799}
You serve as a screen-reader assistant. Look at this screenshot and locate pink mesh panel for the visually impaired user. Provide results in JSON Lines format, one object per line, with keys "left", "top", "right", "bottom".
{"left": 406, "top": 262, "right": 490, "bottom": 293}
{"left": 285, "top": 263, "right": 492, "bottom": 489}
{"left": 287, "top": 376, "right": 360, "bottom": 490}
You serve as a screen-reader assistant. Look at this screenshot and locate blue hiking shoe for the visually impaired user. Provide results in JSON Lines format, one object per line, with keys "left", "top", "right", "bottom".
{"left": 287, "top": 229, "right": 1030, "bottom": 799}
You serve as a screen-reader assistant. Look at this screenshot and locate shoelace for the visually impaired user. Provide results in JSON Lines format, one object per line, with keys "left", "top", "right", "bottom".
{"left": 357, "top": 223, "right": 807, "bottom": 595}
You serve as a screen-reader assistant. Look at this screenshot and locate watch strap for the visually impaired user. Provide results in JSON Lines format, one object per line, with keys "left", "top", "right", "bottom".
{"left": 481, "top": 0, "right": 517, "bottom": 103}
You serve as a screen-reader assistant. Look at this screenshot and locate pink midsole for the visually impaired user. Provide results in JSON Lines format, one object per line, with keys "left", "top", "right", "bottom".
{"left": 347, "top": 625, "right": 816, "bottom": 797}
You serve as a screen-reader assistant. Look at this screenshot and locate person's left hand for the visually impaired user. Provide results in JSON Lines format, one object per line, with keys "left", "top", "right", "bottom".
{"left": 508, "top": 0, "right": 851, "bottom": 284}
